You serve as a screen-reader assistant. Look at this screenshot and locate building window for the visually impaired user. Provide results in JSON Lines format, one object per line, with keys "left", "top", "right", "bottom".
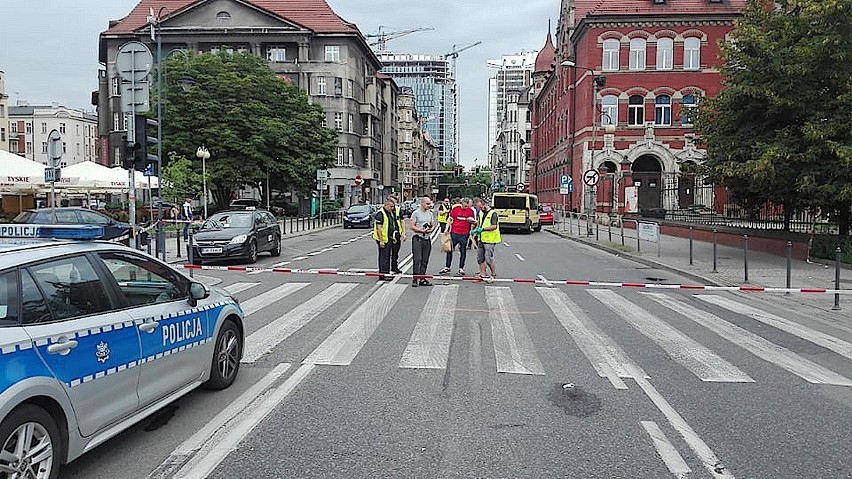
{"left": 655, "top": 95, "right": 672, "bottom": 126}
{"left": 114, "top": 147, "right": 121, "bottom": 166}
{"left": 681, "top": 94, "right": 698, "bottom": 126}
{"left": 602, "top": 39, "right": 620, "bottom": 71}
{"left": 684, "top": 37, "right": 701, "bottom": 70}
{"left": 59, "top": 123, "right": 66, "bottom": 134}
{"left": 337, "top": 147, "right": 345, "bottom": 166}
{"left": 76, "top": 125, "right": 80, "bottom": 136}
{"left": 316, "top": 76, "right": 327, "bottom": 95}
{"left": 216, "top": 11, "right": 231, "bottom": 23}
{"left": 10, "top": 142, "right": 18, "bottom": 154}
{"left": 656, "top": 38, "right": 673, "bottom": 70}
{"left": 41, "top": 122, "right": 47, "bottom": 134}
{"left": 113, "top": 113, "right": 121, "bottom": 131}
{"left": 321, "top": 115, "right": 328, "bottom": 128}
{"left": 629, "top": 38, "right": 646, "bottom": 70}
{"left": 267, "top": 46, "right": 287, "bottom": 62}
{"left": 347, "top": 79, "right": 354, "bottom": 98}
{"left": 26, "top": 142, "right": 32, "bottom": 154}
{"left": 325, "top": 45, "right": 341, "bottom": 62}
{"left": 347, "top": 148, "right": 354, "bottom": 166}
{"left": 628, "top": 95, "right": 645, "bottom": 126}
{"left": 334, "top": 77, "right": 343, "bottom": 96}
{"left": 62, "top": 142, "right": 66, "bottom": 154}
{"left": 41, "top": 142, "right": 47, "bottom": 153}
{"left": 347, "top": 114, "right": 354, "bottom": 133}
{"left": 0, "top": 128, "right": 5, "bottom": 142}
{"left": 111, "top": 77, "right": 120, "bottom": 96}
{"left": 77, "top": 143, "right": 81, "bottom": 155}
{"left": 334, "top": 112, "right": 343, "bottom": 131}
{"left": 601, "top": 95, "right": 618, "bottom": 126}
{"left": 10, "top": 123, "right": 17, "bottom": 135}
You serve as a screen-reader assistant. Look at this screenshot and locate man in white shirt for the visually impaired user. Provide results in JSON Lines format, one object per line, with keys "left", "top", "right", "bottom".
{"left": 181, "top": 197, "right": 193, "bottom": 240}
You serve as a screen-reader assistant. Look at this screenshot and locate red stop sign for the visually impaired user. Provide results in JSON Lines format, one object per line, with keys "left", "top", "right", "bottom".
{"left": 354, "top": 175, "right": 363, "bottom": 186}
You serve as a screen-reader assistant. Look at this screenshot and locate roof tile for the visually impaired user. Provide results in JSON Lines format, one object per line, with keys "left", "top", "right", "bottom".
{"left": 574, "top": 0, "right": 746, "bottom": 19}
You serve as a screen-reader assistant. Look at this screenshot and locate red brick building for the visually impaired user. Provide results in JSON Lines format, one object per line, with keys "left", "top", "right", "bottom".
{"left": 530, "top": 0, "right": 745, "bottom": 219}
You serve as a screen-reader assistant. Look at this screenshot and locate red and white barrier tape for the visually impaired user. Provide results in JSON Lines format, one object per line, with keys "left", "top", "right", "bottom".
{"left": 177, "top": 264, "right": 852, "bottom": 295}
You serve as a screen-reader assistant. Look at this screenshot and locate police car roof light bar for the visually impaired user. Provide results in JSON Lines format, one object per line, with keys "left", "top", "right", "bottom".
{"left": 36, "top": 225, "right": 105, "bottom": 240}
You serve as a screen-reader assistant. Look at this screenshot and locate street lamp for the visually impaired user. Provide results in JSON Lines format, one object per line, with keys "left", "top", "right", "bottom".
{"left": 196, "top": 145, "right": 210, "bottom": 219}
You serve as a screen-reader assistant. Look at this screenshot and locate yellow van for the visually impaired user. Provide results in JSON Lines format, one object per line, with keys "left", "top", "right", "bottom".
{"left": 492, "top": 193, "right": 541, "bottom": 233}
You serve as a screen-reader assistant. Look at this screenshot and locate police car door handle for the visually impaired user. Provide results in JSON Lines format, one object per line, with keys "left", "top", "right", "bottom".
{"left": 47, "top": 339, "right": 78, "bottom": 355}
{"left": 138, "top": 321, "right": 159, "bottom": 333}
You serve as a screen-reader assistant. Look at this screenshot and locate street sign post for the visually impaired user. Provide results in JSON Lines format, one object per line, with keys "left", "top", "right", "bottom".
{"left": 354, "top": 175, "right": 363, "bottom": 186}
{"left": 46, "top": 129, "right": 63, "bottom": 222}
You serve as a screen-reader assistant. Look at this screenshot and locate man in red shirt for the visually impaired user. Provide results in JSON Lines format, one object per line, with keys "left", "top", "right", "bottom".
{"left": 439, "top": 198, "right": 477, "bottom": 276}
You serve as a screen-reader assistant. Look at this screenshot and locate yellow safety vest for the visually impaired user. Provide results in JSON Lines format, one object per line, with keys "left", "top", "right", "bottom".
{"left": 437, "top": 204, "right": 449, "bottom": 223}
{"left": 395, "top": 205, "right": 405, "bottom": 231}
{"left": 479, "top": 210, "right": 501, "bottom": 244}
{"left": 372, "top": 209, "right": 390, "bottom": 242}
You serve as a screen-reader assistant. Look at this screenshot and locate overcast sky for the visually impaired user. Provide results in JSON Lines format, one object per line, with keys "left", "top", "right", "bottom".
{"left": 0, "top": 0, "right": 555, "bottom": 166}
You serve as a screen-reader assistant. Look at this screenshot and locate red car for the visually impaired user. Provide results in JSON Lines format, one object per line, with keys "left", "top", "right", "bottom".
{"left": 539, "top": 205, "right": 555, "bottom": 225}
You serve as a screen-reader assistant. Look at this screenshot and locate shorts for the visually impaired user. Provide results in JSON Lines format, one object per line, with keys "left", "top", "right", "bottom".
{"left": 477, "top": 242, "right": 496, "bottom": 264}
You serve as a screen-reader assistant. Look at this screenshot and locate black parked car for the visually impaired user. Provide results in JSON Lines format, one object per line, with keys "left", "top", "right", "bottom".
{"left": 14, "top": 207, "right": 133, "bottom": 242}
{"left": 343, "top": 204, "right": 373, "bottom": 229}
{"left": 191, "top": 209, "right": 281, "bottom": 264}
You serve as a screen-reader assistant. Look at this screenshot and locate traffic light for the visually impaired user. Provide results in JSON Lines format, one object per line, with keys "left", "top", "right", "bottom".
{"left": 133, "top": 115, "right": 159, "bottom": 172}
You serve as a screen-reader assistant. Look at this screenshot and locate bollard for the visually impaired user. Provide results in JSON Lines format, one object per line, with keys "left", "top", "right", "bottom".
{"left": 743, "top": 234, "right": 749, "bottom": 283}
{"left": 281, "top": 217, "right": 286, "bottom": 235}
{"left": 689, "top": 226, "right": 694, "bottom": 266}
{"left": 176, "top": 230, "right": 182, "bottom": 258}
{"left": 621, "top": 222, "right": 625, "bottom": 246}
{"left": 636, "top": 222, "right": 641, "bottom": 253}
{"left": 657, "top": 224, "right": 661, "bottom": 258}
{"left": 187, "top": 229, "right": 194, "bottom": 278}
{"left": 712, "top": 229, "right": 718, "bottom": 272}
{"left": 289, "top": 217, "right": 293, "bottom": 233}
{"left": 608, "top": 221, "right": 612, "bottom": 242}
{"left": 834, "top": 246, "right": 842, "bottom": 311}
{"left": 786, "top": 241, "right": 792, "bottom": 295}
{"left": 596, "top": 221, "right": 599, "bottom": 241}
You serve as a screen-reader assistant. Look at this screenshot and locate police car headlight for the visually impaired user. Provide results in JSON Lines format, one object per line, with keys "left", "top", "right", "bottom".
{"left": 230, "top": 234, "right": 248, "bottom": 244}
{"left": 191, "top": 236, "right": 198, "bottom": 246}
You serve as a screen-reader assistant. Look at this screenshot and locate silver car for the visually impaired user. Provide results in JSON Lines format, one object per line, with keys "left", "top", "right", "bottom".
{"left": 0, "top": 233, "right": 244, "bottom": 478}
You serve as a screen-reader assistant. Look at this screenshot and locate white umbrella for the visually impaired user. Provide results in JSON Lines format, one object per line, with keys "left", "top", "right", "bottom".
{"left": 0, "top": 150, "right": 47, "bottom": 191}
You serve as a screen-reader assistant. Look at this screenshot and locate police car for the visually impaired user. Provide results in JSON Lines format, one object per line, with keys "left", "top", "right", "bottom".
{"left": 0, "top": 225, "right": 244, "bottom": 478}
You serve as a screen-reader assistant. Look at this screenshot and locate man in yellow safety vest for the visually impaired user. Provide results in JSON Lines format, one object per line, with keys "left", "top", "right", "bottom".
{"left": 473, "top": 198, "right": 500, "bottom": 283}
{"left": 437, "top": 198, "right": 451, "bottom": 233}
{"left": 373, "top": 198, "right": 399, "bottom": 280}
{"left": 388, "top": 194, "right": 406, "bottom": 274}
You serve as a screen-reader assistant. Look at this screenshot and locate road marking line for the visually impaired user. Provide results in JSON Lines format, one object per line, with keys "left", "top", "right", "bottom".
{"left": 222, "top": 282, "right": 260, "bottom": 295}
{"left": 589, "top": 289, "right": 753, "bottom": 383}
{"left": 240, "top": 283, "right": 309, "bottom": 317}
{"left": 630, "top": 369, "right": 735, "bottom": 478}
{"left": 536, "top": 287, "right": 641, "bottom": 389}
{"left": 292, "top": 256, "right": 308, "bottom": 261}
{"left": 307, "top": 251, "right": 322, "bottom": 256}
{"left": 399, "top": 285, "right": 459, "bottom": 369}
{"left": 270, "top": 260, "right": 291, "bottom": 268}
{"left": 146, "top": 363, "right": 292, "bottom": 479}
{"left": 486, "top": 287, "right": 545, "bottom": 375}
{"left": 640, "top": 420, "right": 692, "bottom": 477}
{"left": 331, "top": 244, "right": 341, "bottom": 248}
{"left": 242, "top": 283, "right": 357, "bottom": 363}
{"left": 514, "top": 253, "right": 525, "bottom": 262}
{"left": 303, "top": 284, "right": 407, "bottom": 366}
{"left": 503, "top": 242, "right": 510, "bottom": 247}
{"left": 173, "top": 364, "right": 315, "bottom": 479}
{"left": 536, "top": 274, "right": 554, "bottom": 287}
{"left": 645, "top": 293, "right": 852, "bottom": 386}
{"left": 697, "top": 295, "right": 852, "bottom": 361}
{"left": 349, "top": 268, "right": 378, "bottom": 272}
{"left": 320, "top": 247, "right": 333, "bottom": 253}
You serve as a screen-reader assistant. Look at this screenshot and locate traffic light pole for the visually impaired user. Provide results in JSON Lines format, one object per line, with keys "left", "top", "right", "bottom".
{"left": 156, "top": 22, "right": 165, "bottom": 260}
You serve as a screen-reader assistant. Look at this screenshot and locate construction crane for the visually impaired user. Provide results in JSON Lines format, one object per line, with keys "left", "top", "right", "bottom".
{"left": 443, "top": 41, "right": 483, "bottom": 75}
{"left": 366, "top": 26, "right": 435, "bottom": 51}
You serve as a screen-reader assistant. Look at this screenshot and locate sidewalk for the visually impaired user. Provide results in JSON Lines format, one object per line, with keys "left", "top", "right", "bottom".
{"left": 547, "top": 214, "right": 850, "bottom": 315}
{"left": 141, "top": 219, "right": 342, "bottom": 264}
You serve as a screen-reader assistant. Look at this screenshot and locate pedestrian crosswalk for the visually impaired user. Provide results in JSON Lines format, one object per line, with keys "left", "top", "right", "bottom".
{"left": 217, "top": 276, "right": 852, "bottom": 388}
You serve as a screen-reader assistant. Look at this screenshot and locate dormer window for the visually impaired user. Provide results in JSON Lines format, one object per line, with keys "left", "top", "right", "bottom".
{"left": 216, "top": 11, "right": 231, "bottom": 23}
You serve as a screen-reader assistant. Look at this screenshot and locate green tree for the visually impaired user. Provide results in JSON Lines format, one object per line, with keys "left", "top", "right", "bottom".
{"left": 695, "top": 0, "right": 852, "bottom": 233}
{"left": 160, "top": 52, "right": 336, "bottom": 209}
{"left": 161, "top": 152, "right": 201, "bottom": 203}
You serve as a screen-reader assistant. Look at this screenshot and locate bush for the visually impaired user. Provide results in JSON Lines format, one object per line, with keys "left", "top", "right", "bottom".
{"left": 810, "top": 235, "right": 852, "bottom": 264}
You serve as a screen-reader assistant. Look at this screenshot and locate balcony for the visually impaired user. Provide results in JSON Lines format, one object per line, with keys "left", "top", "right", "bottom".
{"left": 360, "top": 103, "right": 380, "bottom": 118}
{"left": 360, "top": 136, "right": 381, "bottom": 150}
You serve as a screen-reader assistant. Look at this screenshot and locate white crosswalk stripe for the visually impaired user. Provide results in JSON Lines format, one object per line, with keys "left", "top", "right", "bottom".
{"left": 537, "top": 287, "right": 645, "bottom": 389}
{"left": 303, "top": 284, "right": 407, "bottom": 366}
{"left": 640, "top": 420, "right": 692, "bottom": 477}
{"left": 644, "top": 293, "right": 852, "bottom": 386}
{"left": 242, "top": 283, "right": 358, "bottom": 364}
{"left": 399, "top": 285, "right": 458, "bottom": 369}
{"left": 223, "top": 282, "right": 261, "bottom": 295}
{"left": 696, "top": 295, "right": 852, "bottom": 361}
{"left": 486, "top": 286, "right": 545, "bottom": 375}
{"left": 588, "top": 289, "right": 754, "bottom": 383}
{"left": 240, "top": 283, "right": 310, "bottom": 316}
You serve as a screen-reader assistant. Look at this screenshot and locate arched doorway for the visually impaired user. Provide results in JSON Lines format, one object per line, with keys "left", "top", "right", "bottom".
{"left": 678, "top": 161, "right": 698, "bottom": 209}
{"left": 632, "top": 155, "right": 662, "bottom": 210}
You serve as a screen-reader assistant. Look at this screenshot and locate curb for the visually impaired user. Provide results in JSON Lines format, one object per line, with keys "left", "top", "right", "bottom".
{"left": 546, "top": 228, "right": 728, "bottom": 287}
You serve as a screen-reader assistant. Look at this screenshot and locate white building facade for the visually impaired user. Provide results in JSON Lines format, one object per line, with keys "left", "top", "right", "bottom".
{"left": 8, "top": 103, "right": 98, "bottom": 167}
{"left": 486, "top": 51, "right": 537, "bottom": 154}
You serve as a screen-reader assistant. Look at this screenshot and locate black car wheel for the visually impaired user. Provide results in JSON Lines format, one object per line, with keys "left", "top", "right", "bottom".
{"left": 203, "top": 319, "right": 241, "bottom": 390}
{"left": 247, "top": 240, "right": 258, "bottom": 263}
{"left": 270, "top": 236, "right": 281, "bottom": 257}
{"left": 0, "top": 404, "right": 63, "bottom": 479}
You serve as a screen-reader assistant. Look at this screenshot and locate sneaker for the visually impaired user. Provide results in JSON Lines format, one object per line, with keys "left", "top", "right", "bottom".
{"left": 411, "top": 280, "right": 418, "bottom": 287}
{"left": 438, "top": 267, "right": 451, "bottom": 275}
{"left": 458, "top": 269, "right": 465, "bottom": 276}
{"left": 419, "top": 279, "right": 433, "bottom": 286}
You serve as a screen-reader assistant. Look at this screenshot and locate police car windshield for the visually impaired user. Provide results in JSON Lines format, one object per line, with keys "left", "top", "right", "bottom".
{"left": 202, "top": 212, "right": 253, "bottom": 229}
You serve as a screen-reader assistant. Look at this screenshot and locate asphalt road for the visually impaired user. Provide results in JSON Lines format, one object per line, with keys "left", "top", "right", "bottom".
{"left": 63, "top": 224, "right": 852, "bottom": 478}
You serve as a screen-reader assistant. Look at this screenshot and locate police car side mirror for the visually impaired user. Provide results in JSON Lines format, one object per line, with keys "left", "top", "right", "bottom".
{"left": 188, "top": 282, "right": 209, "bottom": 306}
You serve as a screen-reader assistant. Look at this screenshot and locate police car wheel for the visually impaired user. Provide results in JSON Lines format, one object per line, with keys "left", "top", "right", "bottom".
{"left": 204, "top": 320, "right": 242, "bottom": 390}
{"left": 270, "top": 237, "right": 281, "bottom": 257}
{"left": 248, "top": 241, "right": 258, "bottom": 264}
{"left": 0, "top": 404, "right": 62, "bottom": 479}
